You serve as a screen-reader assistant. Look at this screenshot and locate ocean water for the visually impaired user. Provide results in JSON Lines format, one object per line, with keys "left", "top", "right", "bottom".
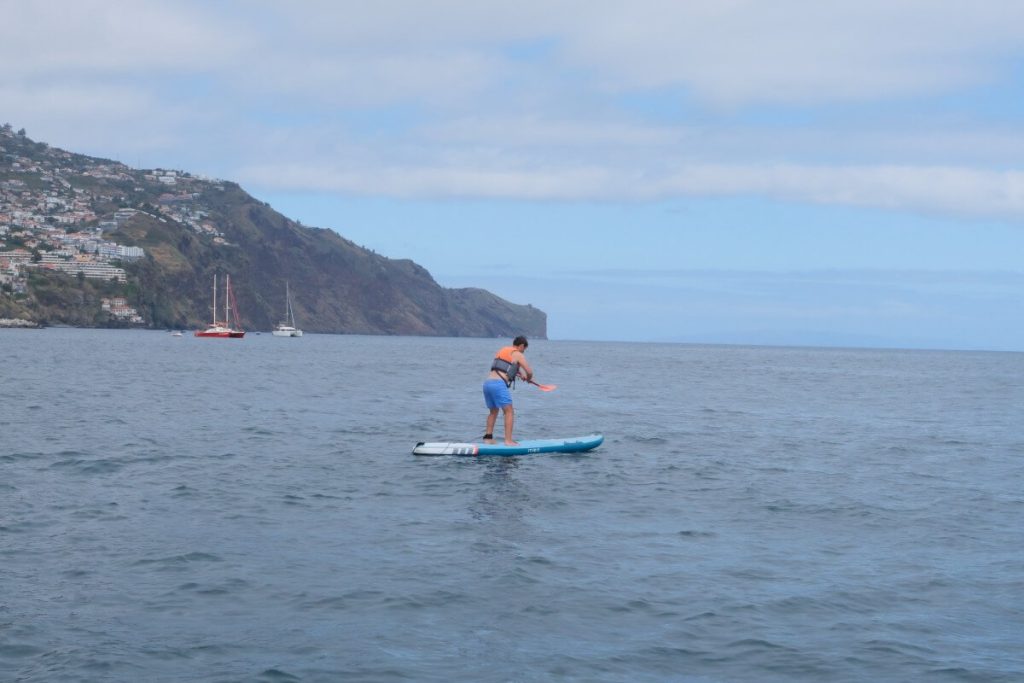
{"left": 2, "top": 329, "right": 1022, "bottom": 682}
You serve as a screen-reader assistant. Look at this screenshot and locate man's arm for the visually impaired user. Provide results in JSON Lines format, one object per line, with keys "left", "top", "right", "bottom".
{"left": 513, "top": 351, "right": 534, "bottom": 381}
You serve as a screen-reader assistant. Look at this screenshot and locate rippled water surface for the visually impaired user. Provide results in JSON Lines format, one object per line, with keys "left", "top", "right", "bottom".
{"left": 2, "top": 329, "right": 1023, "bottom": 682}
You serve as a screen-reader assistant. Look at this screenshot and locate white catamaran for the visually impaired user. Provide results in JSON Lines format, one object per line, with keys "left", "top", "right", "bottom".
{"left": 272, "top": 281, "right": 303, "bottom": 337}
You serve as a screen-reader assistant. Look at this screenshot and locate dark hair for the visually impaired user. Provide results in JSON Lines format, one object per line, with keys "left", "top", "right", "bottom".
{"left": 513, "top": 336, "right": 528, "bottom": 348}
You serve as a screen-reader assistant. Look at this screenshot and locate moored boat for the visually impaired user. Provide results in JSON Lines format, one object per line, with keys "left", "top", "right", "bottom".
{"left": 195, "top": 273, "right": 245, "bottom": 338}
{"left": 272, "top": 281, "right": 302, "bottom": 337}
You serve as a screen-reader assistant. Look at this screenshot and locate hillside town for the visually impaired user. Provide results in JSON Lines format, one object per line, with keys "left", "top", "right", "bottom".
{"left": 0, "top": 124, "right": 231, "bottom": 325}
{"left": 0, "top": 126, "right": 547, "bottom": 337}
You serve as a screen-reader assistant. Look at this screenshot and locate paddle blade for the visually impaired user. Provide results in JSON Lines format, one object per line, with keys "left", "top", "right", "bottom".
{"left": 533, "top": 382, "right": 557, "bottom": 392}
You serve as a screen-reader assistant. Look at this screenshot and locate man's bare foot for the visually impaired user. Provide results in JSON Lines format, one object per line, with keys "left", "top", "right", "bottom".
{"left": 504, "top": 440, "right": 519, "bottom": 446}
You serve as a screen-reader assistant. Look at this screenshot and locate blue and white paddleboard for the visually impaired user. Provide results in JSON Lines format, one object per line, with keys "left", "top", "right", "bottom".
{"left": 413, "top": 433, "right": 603, "bottom": 457}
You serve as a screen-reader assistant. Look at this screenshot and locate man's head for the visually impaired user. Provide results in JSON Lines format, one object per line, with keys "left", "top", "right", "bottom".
{"left": 512, "top": 335, "right": 528, "bottom": 350}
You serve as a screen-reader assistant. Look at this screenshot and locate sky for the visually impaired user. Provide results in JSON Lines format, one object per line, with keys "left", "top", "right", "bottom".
{"left": 3, "top": 1, "right": 1024, "bottom": 350}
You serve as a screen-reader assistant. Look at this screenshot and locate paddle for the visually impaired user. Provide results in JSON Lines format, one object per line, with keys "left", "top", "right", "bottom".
{"left": 527, "top": 379, "right": 557, "bottom": 392}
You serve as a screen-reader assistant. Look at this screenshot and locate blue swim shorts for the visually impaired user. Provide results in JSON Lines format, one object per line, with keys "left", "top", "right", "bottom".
{"left": 483, "top": 379, "right": 513, "bottom": 409}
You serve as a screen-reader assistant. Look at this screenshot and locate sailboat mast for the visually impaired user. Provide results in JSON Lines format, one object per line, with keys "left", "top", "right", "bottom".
{"left": 212, "top": 273, "right": 217, "bottom": 324}
{"left": 225, "top": 274, "right": 231, "bottom": 325}
{"left": 286, "top": 281, "right": 293, "bottom": 326}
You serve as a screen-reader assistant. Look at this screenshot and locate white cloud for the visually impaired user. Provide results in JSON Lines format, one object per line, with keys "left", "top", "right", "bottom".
{"left": 12, "top": 1, "right": 1024, "bottom": 106}
{"left": 217, "top": 1, "right": 1024, "bottom": 110}
{"left": 423, "top": 116, "right": 683, "bottom": 149}
{"left": 232, "top": 50, "right": 504, "bottom": 109}
{"left": 237, "top": 162, "right": 619, "bottom": 200}
{"left": 6, "top": 1, "right": 1024, "bottom": 220}
{"left": 0, "top": 1, "right": 244, "bottom": 77}
{"left": 239, "top": 158, "right": 1024, "bottom": 219}
{"left": 659, "top": 164, "right": 1024, "bottom": 217}
{"left": 238, "top": 1, "right": 1024, "bottom": 107}
{"left": 559, "top": 0, "right": 1024, "bottom": 105}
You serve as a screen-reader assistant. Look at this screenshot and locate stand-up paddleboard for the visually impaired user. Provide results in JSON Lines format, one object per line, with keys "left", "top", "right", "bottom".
{"left": 413, "top": 433, "right": 603, "bottom": 457}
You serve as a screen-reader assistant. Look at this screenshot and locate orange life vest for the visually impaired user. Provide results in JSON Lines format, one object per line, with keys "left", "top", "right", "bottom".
{"left": 491, "top": 346, "right": 520, "bottom": 387}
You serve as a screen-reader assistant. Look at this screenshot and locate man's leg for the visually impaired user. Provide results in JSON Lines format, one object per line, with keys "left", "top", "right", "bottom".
{"left": 485, "top": 408, "right": 499, "bottom": 442}
{"left": 502, "top": 404, "right": 516, "bottom": 445}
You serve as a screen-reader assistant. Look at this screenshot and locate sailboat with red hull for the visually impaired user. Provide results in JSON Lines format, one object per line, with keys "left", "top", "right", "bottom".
{"left": 195, "top": 273, "right": 245, "bottom": 338}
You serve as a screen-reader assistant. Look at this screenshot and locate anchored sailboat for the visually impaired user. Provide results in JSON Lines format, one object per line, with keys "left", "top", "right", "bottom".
{"left": 195, "top": 273, "right": 245, "bottom": 338}
{"left": 272, "top": 281, "right": 303, "bottom": 337}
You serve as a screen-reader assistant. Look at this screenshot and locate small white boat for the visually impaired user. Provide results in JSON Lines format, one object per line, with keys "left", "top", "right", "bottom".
{"left": 272, "top": 281, "right": 303, "bottom": 337}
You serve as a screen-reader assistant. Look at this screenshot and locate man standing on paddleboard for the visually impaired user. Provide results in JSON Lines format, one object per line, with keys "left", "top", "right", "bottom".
{"left": 483, "top": 336, "right": 534, "bottom": 445}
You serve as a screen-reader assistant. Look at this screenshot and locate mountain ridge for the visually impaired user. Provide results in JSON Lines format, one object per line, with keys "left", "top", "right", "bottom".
{"left": 0, "top": 126, "right": 547, "bottom": 338}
